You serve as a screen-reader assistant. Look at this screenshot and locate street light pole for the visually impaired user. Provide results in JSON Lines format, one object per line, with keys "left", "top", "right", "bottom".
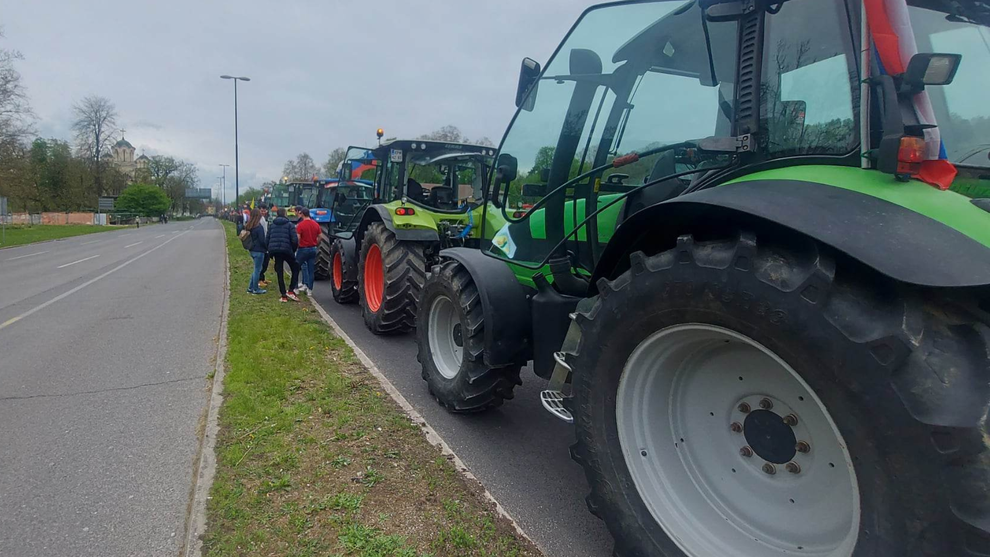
{"left": 220, "top": 75, "right": 250, "bottom": 227}
{"left": 218, "top": 163, "right": 229, "bottom": 206}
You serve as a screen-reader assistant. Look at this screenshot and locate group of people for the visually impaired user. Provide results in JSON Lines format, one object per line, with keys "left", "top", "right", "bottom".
{"left": 241, "top": 205, "right": 321, "bottom": 303}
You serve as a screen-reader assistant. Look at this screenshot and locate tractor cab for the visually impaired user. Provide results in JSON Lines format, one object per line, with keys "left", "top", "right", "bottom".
{"left": 328, "top": 145, "right": 381, "bottom": 235}
{"left": 485, "top": 0, "right": 990, "bottom": 280}
{"left": 370, "top": 140, "right": 496, "bottom": 213}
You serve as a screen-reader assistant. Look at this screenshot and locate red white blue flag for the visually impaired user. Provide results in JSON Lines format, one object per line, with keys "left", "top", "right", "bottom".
{"left": 865, "top": 0, "right": 957, "bottom": 188}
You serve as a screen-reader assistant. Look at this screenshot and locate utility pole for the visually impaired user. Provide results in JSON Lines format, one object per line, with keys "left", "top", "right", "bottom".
{"left": 219, "top": 163, "right": 230, "bottom": 206}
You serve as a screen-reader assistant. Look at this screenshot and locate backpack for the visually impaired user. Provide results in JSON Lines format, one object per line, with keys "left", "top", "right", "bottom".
{"left": 239, "top": 228, "right": 254, "bottom": 250}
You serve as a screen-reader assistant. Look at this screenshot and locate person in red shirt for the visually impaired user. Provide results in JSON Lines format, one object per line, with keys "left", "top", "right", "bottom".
{"left": 294, "top": 207, "right": 321, "bottom": 294}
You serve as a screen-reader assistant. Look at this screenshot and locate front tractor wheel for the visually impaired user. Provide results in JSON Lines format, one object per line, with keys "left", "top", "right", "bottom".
{"left": 315, "top": 227, "right": 331, "bottom": 280}
{"left": 416, "top": 261, "right": 521, "bottom": 412}
{"left": 568, "top": 232, "right": 990, "bottom": 557}
{"left": 329, "top": 238, "right": 357, "bottom": 304}
{"left": 358, "top": 222, "right": 427, "bottom": 335}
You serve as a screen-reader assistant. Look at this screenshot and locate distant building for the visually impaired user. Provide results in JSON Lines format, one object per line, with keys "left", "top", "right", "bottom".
{"left": 111, "top": 135, "right": 150, "bottom": 180}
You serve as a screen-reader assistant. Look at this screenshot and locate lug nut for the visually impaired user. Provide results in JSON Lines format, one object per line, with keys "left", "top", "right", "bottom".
{"left": 730, "top": 422, "right": 743, "bottom": 433}
{"left": 759, "top": 398, "right": 773, "bottom": 410}
{"left": 783, "top": 414, "right": 799, "bottom": 427}
{"left": 796, "top": 441, "right": 811, "bottom": 454}
{"left": 785, "top": 462, "right": 802, "bottom": 474}
{"left": 762, "top": 463, "right": 776, "bottom": 475}
{"left": 739, "top": 446, "right": 753, "bottom": 458}
{"left": 737, "top": 402, "right": 751, "bottom": 414}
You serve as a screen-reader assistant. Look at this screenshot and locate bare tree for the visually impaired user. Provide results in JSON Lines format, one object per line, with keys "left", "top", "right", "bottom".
{"left": 281, "top": 158, "right": 298, "bottom": 180}
{"left": 72, "top": 95, "right": 118, "bottom": 196}
{"left": 282, "top": 152, "right": 317, "bottom": 180}
{"left": 323, "top": 147, "right": 346, "bottom": 177}
{"left": 0, "top": 31, "right": 35, "bottom": 151}
{"left": 419, "top": 125, "right": 463, "bottom": 143}
{"left": 146, "top": 155, "right": 181, "bottom": 189}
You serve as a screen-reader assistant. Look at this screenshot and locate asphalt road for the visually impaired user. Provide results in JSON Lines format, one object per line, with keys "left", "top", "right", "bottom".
{"left": 0, "top": 219, "right": 224, "bottom": 556}
{"left": 310, "top": 285, "right": 614, "bottom": 556}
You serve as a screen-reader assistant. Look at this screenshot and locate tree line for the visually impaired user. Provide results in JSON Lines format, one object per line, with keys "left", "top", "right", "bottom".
{"left": 0, "top": 34, "right": 201, "bottom": 214}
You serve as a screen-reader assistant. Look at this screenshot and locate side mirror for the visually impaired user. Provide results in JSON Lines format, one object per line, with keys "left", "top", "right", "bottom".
{"left": 496, "top": 153, "right": 518, "bottom": 183}
{"left": 522, "top": 183, "right": 547, "bottom": 197}
{"left": 516, "top": 57, "right": 541, "bottom": 112}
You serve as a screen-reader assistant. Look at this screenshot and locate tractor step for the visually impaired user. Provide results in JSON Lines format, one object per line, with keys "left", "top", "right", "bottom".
{"left": 540, "top": 390, "right": 573, "bottom": 423}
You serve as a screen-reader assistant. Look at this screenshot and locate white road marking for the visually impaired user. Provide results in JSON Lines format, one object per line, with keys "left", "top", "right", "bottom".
{"left": 80, "top": 240, "right": 101, "bottom": 246}
{"left": 0, "top": 230, "right": 192, "bottom": 331}
{"left": 155, "top": 235, "right": 165, "bottom": 239}
{"left": 4, "top": 250, "right": 49, "bottom": 262}
{"left": 125, "top": 241, "right": 143, "bottom": 248}
{"left": 56, "top": 255, "right": 101, "bottom": 269}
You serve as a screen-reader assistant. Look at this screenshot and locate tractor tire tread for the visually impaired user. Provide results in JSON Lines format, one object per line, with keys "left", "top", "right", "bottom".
{"left": 568, "top": 231, "right": 990, "bottom": 557}
{"left": 417, "top": 260, "right": 521, "bottom": 413}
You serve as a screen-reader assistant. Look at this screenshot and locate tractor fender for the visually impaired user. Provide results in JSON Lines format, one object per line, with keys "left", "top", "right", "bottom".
{"left": 593, "top": 179, "right": 990, "bottom": 289}
{"left": 356, "top": 205, "right": 439, "bottom": 244}
{"left": 439, "top": 247, "right": 533, "bottom": 367}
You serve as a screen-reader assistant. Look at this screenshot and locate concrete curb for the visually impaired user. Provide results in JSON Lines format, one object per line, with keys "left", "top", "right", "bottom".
{"left": 308, "top": 296, "right": 540, "bottom": 551}
{"left": 182, "top": 220, "right": 230, "bottom": 557}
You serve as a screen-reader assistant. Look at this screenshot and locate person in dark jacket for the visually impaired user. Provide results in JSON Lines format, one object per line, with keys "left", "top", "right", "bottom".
{"left": 266, "top": 208, "right": 301, "bottom": 302}
{"left": 245, "top": 208, "right": 268, "bottom": 294}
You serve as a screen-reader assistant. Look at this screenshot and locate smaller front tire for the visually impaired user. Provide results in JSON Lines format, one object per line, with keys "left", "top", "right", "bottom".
{"left": 417, "top": 260, "right": 521, "bottom": 412}
{"left": 330, "top": 238, "right": 358, "bottom": 304}
{"left": 315, "top": 228, "right": 331, "bottom": 280}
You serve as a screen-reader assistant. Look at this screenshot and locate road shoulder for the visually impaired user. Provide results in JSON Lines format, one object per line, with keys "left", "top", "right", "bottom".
{"left": 202, "top": 222, "right": 541, "bottom": 556}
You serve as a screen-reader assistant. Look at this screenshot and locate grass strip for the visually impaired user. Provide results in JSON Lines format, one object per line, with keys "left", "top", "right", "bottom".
{"left": 0, "top": 224, "right": 128, "bottom": 249}
{"left": 205, "top": 221, "right": 539, "bottom": 557}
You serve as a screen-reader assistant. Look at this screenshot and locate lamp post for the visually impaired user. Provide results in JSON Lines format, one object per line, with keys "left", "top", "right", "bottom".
{"left": 218, "top": 163, "right": 229, "bottom": 207}
{"left": 220, "top": 75, "right": 249, "bottom": 227}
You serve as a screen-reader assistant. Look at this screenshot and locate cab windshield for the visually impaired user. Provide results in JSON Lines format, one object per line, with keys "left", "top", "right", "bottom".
{"left": 270, "top": 186, "right": 290, "bottom": 208}
{"left": 297, "top": 185, "right": 319, "bottom": 208}
{"left": 486, "top": 0, "right": 860, "bottom": 269}
{"left": 908, "top": 3, "right": 990, "bottom": 167}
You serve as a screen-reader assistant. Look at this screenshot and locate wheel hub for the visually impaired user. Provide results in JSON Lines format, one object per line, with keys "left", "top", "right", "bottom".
{"left": 743, "top": 409, "right": 797, "bottom": 464}
{"left": 732, "top": 394, "right": 811, "bottom": 474}
{"left": 452, "top": 323, "right": 463, "bottom": 347}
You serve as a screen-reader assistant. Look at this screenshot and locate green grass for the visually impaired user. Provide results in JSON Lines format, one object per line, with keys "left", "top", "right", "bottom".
{"left": 204, "top": 221, "right": 539, "bottom": 557}
{"left": 0, "top": 224, "right": 128, "bottom": 249}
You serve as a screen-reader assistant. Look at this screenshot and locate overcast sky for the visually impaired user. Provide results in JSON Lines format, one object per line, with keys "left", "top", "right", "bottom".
{"left": 1, "top": 0, "right": 586, "bottom": 201}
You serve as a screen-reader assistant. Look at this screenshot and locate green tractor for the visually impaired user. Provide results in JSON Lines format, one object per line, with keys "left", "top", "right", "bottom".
{"left": 414, "top": 0, "right": 990, "bottom": 555}
{"left": 319, "top": 140, "right": 498, "bottom": 334}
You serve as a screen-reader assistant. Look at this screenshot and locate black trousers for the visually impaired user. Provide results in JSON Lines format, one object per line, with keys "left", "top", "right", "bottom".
{"left": 273, "top": 253, "right": 300, "bottom": 296}
{"left": 259, "top": 252, "right": 271, "bottom": 281}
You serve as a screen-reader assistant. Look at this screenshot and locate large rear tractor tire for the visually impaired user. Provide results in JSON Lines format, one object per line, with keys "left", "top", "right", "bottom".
{"left": 358, "top": 222, "right": 427, "bottom": 335}
{"left": 567, "top": 231, "right": 990, "bottom": 557}
{"left": 315, "top": 227, "right": 331, "bottom": 280}
{"left": 416, "top": 260, "right": 522, "bottom": 412}
{"left": 330, "top": 237, "right": 358, "bottom": 304}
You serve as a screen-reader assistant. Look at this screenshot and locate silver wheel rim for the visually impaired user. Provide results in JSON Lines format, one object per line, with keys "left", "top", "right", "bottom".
{"left": 428, "top": 295, "right": 463, "bottom": 379}
{"left": 616, "top": 324, "right": 859, "bottom": 557}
